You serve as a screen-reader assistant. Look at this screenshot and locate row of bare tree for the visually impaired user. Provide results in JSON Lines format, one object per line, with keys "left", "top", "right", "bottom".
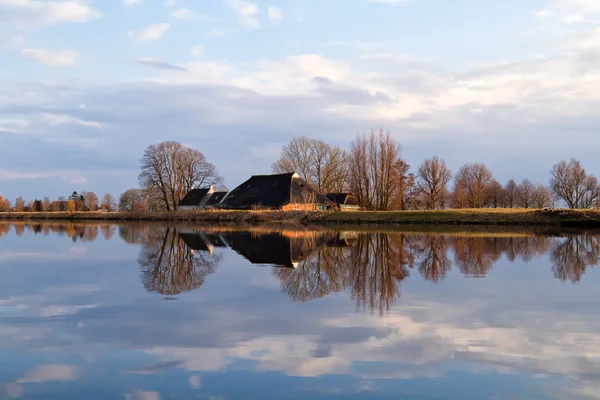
{"left": 271, "top": 129, "right": 600, "bottom": 210}
{"left": 3, "top": 133, "right": 598, "bottom": 212}
{"left": 0, "top": 191, "right": 117, "bottom": 213}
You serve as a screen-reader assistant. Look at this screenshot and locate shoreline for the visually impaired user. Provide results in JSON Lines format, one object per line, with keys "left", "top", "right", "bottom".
{"left": 2, "top": 209, "right": 600, "bottom": 227}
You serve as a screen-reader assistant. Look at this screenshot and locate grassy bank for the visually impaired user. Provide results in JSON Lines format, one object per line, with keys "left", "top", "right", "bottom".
{"left": 2, "top": 208, "right": 600, "bottom": 227}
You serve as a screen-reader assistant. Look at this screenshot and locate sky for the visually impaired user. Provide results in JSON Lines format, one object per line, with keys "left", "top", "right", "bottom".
{"left": 1, "top": 0, "right": 600, "bottom": 200}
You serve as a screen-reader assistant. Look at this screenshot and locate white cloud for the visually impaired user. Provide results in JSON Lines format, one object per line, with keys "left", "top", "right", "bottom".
{"left": 41, "top": 113, "right": 101, "bottom": 128}
{"left": 127, "top": 23, "right": 170, "bottom": 42}
{"left": 165, "top": 0, "right": 177, "bottom": 6}
{"left": 225, "top": 0, "right": 260, "bottom": 30}
{"left": 20, "top": 49, "right": 78, "bottom": 66}
{"left": 366, "top": 0, "right": 411, "bottom": 4}
{"left": 17, "top": 365, "right": 77, "bottom": 383}
{"left": 0, "top": 117, "right": 29, "bottom": 134}
{"left": 126, "top": 390, "right": 160, "bottom": 400}
{"left": 188, "top": 375, "right": 202, "bottom": 389}
{"left": 170, "top": 8, "right": 194, "bottom": 19}
{"left": 0, "top": 169, "right": 87, "bottom": 183}
{"left": 0, "top": 0, "right": 101, "bottom": 27}
{"left": 267, "top": 6, "right": 282, "bottom": 23}
{"left": 123, "top": 0, "right": 143, "bottom": 5}
{"left": 190, "top": 45, "right": 203, "bottom": 58}
{"left": 2, "top": 384, "right": 23, "bottom": 399}
{"left": 0, "top": 32, "right": 24, "bottom": 49}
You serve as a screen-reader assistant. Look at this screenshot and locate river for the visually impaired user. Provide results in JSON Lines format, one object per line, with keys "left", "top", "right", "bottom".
{"left": 0, "top": 221, "right": 599, "bottom": 399}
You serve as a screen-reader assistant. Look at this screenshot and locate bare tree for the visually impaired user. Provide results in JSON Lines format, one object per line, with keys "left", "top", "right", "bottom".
{"left": 392, "top": 162, "right": 419, "bottom": 210}
{"left": 15, "top": 196, "right": 25, "bottom": 212}
{"left": 515, "top": 179, "right": 535, "bottom": 208}
{"left": 453, "top": 163, "right": 495, "bottom": 208}
{"left": 348, "top": 129, "right": 408, "bottom": 211}
{"left": 272, "top": 137, "right": 348, "bottom": 193}
{"left": 417, "top": 156, "right": 452, "bottom": 210}
{"left": 550, "top": 158, "right": 599, "bottom": 208}
{"left": 100, "top": 193, "right": 117, "bottom": 212}
{"left": 82, "top": 191, "right": 99, "bottom": 211}
{"left": 533, "top": 185, "right": 552, "bottom": 208}
{"left": 119, "top": 189, "right": 148, "bottom": 213}
{"left": 487, "top": 179, "right": 504, "bottom": 208}
{"left": 42, "top": 197, "right": 50, "bottom": 212}
{"left": 139, "top": 141, "right": 223, "bottom": 211}
{"left": 504, "top": 179, "right": 517, "bottom": 208}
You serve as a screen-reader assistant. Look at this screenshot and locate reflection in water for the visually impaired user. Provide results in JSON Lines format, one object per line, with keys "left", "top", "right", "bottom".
{"left": 552, "top": 234, "right": 600, "bottom": 283}
{"left": 2, "top": 222, "right": 600, "bottom": 303}
{"left": 3, "top": 222, "right": 600, "bottom": 398}
{"left": 137, "top": 227, "right": 222, "bottom": 296}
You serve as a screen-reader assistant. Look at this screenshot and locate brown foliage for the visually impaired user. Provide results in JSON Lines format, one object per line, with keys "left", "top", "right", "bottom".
{"left": 272, "top": 136, "right": 348, "bottom": 193}
{"left": 139, "top": 141, "right": 223, "bottom": 211}
{"left": 417, "top": 156, "right": 452, "bottom": 210}
{"left": 550, "top": 158, "right": 599, "bottom": 208}
{"left": 348, "top": 129, "right": 412, "bottom": 211}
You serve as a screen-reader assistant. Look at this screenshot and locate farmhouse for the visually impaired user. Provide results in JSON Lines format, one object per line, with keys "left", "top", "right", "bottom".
{"left": 326, "top": 193, "right": 360, "bottom": 211}
{"left": 178, "top": 186, "right": 228, "bottom": 210}
{"left": 219, "top": 172, "right": 334, "bottom": 211}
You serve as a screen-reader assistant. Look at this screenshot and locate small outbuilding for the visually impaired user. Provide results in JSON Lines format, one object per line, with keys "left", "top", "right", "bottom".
{"left": 178, "top": 186, "right": 216, "bottom": 211}
{"left": 203, "top": 191, "right": 228, "bottom": 209}
{"left": 219, "top": 172, "right": 333, "bottom": 211}
{"left": 326, "top": 193, "right": 360, "bottom": 211}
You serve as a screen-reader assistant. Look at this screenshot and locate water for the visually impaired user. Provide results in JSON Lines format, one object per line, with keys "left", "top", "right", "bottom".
{"left": 1, "top": 222, "right": 599, "bottom": 399}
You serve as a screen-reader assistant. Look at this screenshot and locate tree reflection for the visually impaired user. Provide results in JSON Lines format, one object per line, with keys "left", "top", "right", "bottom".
{"left": 275, "top": 246, "right": 350, "bottom": 302}
{"left": 274, "top": 233, "right": 414, "bottom": 316}
{"left": 138, "top": 227, "right": 222, "bottom": 296}
{"left": 552, "top": 235, "right": 600, "bottom": 283}
{"left": 413, "top": 235, "right": 451, "bottom": 283}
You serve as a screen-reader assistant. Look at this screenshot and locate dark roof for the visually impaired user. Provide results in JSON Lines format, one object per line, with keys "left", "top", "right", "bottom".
{"left": 221, "top": 173, "right": 333, "bottom": 209}
{"left": 326, "top": 193, "right": 359, "bottom": 206}
{"left": 179, "top": 233, "right": 211, "bottom": 251}
{"left": 204, "top": 191, "right": 228, "bottom": 206}
{"left": 179, "top": 188, "right": 211, "bottom": 207}
{"left": 222, "top": 231, "right": 318, "bottom": 268}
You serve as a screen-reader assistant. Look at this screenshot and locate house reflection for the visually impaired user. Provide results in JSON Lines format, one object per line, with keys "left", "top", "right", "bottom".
{"left": 2, "top": 222, "right": 600, "bottom": 303}
{"left": 137, "top": 227, "right": 222, "bottom": 297}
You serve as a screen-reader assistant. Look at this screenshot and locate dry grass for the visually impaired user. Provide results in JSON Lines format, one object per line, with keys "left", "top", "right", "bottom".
{"left": 1, "top": 208, "right": 600, "bottom": 227}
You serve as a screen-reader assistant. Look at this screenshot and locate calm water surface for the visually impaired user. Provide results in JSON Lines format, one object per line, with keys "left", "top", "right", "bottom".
{"left": 1, "top": 222, "right": 599, "bottom": 399}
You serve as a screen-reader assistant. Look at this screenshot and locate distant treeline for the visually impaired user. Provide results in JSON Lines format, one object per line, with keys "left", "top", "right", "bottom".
{"left": 2, "top": 129, "right": 599, "bottom": 212}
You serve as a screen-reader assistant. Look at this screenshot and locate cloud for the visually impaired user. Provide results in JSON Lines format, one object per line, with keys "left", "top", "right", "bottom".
{"left": 0, "top": 169, "right": 87, "bottom": 184}
{"left": 0, "top": 32, "right": 24, "bottom": 49}
{"left": 366, "top": 0, "right": 411, "bottom": 4}
{"left": 188, "top": 375, "right": 202, "bottom": 389}
{"left": 2, "top": 384, "right": 23, "bottom": 399}
{"left": 165, "top": 0, "right": 177, "bottom": 7}
{"left": 267, "top": 6, "right": 282, "bottom": 23}
{"left": 126, "top": 390, "right": 160, "bottom": 400}
{"left": 0, "top": 0, "right": 101, "bottom": 28}
{"left": 190, "top": 46, "right": 203, "bottom": 59}
{"left": 17, "top": 365, "right": 77, "bottom": 383}
{"left": 170, "top": 8, "right": 194, "bottom": 19}
{"left": 124, "top": 0, "right": 143, "bottom": 5}
{"left": 127, "top": 23, "right": 170, "bottom": 42}
{"left": 20, "top": 49, "right": 78, "bottom": 66}
{"left": 225, "top": 0, "right": 260, "bottom": 30}
{"left": 134, "top": 58, "right": 188, "bottom": 72}
{"left": 0, "top": 117, "right": 29, "bottom": 134}
{"left": 40, "top": 113, "right": 102, "bottom": 128}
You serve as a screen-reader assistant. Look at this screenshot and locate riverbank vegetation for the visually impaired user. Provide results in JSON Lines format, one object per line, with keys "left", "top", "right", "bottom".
{"left": 2, "top": 208, "right": 600, "bottom": 227}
